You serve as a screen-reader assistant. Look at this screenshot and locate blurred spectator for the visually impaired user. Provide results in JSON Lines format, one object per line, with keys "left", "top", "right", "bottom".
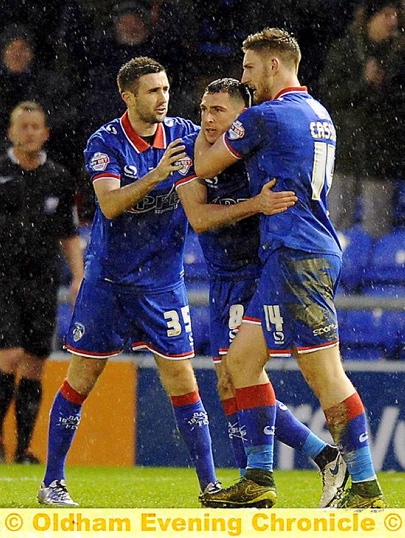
{"left": 0, "top": 24, "right": 82, "bottom": 174}
{"left": 0, "top": 0, "right": 91, "bottom": 75}
{"left": 245, "top": 0, "right": 360, "bottom": 96}
{"left": 83, "top": 0, "right": 196, "bottom": 132}
{"left": 319, "top": 0, "right": 405, "bottom": 237}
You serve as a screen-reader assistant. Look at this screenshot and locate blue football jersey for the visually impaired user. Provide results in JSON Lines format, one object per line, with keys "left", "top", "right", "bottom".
{"left": 174, "top": 132, "right": 261, "bottom": 279}
{"left": 223, "top": 88, "right": 342, "bottom": 260}
{"left": 83, "top": 112, "right": 198, "bottom": 291}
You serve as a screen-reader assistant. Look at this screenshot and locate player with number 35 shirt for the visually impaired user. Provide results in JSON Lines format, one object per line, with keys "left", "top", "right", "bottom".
{"left": 38, "top": 57, "right": 220, "bottom": 508}
{"left": 65, "top": 102, "right": 197, "bottom": 359}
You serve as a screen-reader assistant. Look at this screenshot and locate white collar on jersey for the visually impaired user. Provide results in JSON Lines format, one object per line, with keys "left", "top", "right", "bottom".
{"left": 8, "top": 147, "right": 47, "bottom": 166}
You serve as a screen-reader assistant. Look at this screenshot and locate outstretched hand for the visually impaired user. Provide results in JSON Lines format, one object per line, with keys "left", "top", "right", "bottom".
{"left": 154, "top": 139, "right": 187, "bottom": 181}
{"left": 254, "top": 179, "right": 297, "bottom": 215}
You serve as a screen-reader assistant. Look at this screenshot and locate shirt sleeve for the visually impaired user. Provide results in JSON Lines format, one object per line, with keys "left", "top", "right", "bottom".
{"left": 224, "top": 107, "right": 266, "bottom": 158}
{"left": 84, "top": 132, "right": 122, "bottom": 183}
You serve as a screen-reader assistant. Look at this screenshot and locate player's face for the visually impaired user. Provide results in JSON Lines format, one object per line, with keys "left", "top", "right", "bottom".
{"left": 8, "top": 109, "right": 49, "bottom": 155}
{"left": 200, "top": 92, "right": 245, "bottom": 144}
{"left": 132, "top": 72, "right": 170, "bottom": 124}
{"left": 242, "top": 50, "right": 273, "bottom": 104}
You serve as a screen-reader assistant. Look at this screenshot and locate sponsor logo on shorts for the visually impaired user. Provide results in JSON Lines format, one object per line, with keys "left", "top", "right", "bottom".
{"left": 313, "top": 323, "right": 338, "bottom": 336}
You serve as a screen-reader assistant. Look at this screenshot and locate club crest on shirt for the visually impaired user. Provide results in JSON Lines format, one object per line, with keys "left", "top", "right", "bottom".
{"left": 90, "top": 152, "right": 110, "bottom": 172}
{"left": 174, "top": 156, "right": 193, "bottom": 176}
{"left": 228, "top": 120, "right": 245, "bottom": 140}
{"left": 72, "top": 322, "right": 85, "bottom": 342}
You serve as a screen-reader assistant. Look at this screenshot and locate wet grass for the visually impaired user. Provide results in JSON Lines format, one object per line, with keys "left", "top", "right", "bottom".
{"left": 0, "top": 465, "right": 403, "bottom": 508}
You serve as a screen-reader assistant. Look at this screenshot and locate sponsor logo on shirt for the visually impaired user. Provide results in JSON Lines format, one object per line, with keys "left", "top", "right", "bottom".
{"left": 228, "top": 120, "right": 245, "bottom": 140}
{"left": 128, "top": 185, "right": 180, "bottom": 214}
{"left": 90, "top": 152, "right": 110, "bottom": 172}
{"left": 123, "top": 165, "right": 138, "bottom": 178}
{"left": 106, "top": 124, "right": 118, "bottom": 135}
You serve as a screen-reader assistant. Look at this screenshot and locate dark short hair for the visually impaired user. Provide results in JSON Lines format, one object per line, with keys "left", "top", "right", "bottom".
{"left": 117, "top": 56, "right": 165, "bottom": 94}
{"left": 204, "top": 77, "right": 252, "bottom": 108}
{"left": 364, "top": 0, "right": 402, "bottom": 20}
{"left": 0, "top": 23, "right": 35, "bottom": 51}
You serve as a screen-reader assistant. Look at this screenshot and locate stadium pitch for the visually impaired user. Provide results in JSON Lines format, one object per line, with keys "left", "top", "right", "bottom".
{"left": 0, "top": 466, "right": 404, "bottom": 509}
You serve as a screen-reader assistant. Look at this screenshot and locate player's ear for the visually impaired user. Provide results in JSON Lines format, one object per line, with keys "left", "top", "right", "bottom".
{"left": 121, "top": 91, "right": 135, "bottom": 107}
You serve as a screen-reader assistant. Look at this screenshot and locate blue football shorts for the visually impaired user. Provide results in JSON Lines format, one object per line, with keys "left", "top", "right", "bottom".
{"left": 209, "top": 275, "right": 258, "bottom": 363}
{"left": 64, "top": 278, "right": 194, "bottom": 360}
{"left": 244, "top": 248, "right": 342, "bottom": 357}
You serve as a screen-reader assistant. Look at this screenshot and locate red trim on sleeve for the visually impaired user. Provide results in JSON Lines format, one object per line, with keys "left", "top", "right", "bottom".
{"left": 92, "top": 172, "right": 120, "bottom": 182}
{"left": 224, "top": 135, "right": 242, "bottom": 159}
{"left": 175, "top": 174, "right": 198, "bottom": 188}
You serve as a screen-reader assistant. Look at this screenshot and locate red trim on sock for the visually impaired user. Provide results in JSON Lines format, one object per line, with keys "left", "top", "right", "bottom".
{"left": 222, "top": 397, "right": 238, "bottom": 416}
{"left": 344, "top": 392, "right": 365, "bottom": 420}
{"left": 171, "top": 390, "right": 200, "bottom": 407}
{"left": 325, "top": 392, "right": 365, "bottom": 426}
{"left": 60, "top": 379, "right": 87, "bottom": 405}
{"left": 236, "top": 383, "right": 276, "bottom": 410}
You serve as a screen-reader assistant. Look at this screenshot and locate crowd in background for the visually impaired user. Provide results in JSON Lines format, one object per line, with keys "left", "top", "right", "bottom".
{"left": 0, "top": 0, "right": 404, "bottom": 230}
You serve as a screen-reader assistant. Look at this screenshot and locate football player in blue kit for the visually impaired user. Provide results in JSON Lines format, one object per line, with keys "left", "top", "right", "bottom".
{"left": 37, "top": 57, "right": 221, "bottom": 506}
{"left": 174, "top": 77, "right": 348, "bottom": 508}
{"left": 195, "top": 29, "right": 385, "bottom": 509}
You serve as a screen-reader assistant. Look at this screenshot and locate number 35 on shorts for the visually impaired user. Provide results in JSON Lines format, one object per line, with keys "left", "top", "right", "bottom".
{"left": 164, "top": 306, "right": 192, "bottom": 337}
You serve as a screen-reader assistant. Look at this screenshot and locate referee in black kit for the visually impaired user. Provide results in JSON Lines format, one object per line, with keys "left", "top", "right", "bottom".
{"left": 0, "top": 101, "right": 83, "bottom": 464}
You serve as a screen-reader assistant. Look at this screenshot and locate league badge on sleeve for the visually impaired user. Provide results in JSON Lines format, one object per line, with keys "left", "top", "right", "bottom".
{"left": 228, "top": 120, "right": 245, "bottom": 140}
{"left": 174, "top": 156, "right": 193, "bottom": 176}
{"left": 90, "top": 152, "right": 110, "bottom": 172}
